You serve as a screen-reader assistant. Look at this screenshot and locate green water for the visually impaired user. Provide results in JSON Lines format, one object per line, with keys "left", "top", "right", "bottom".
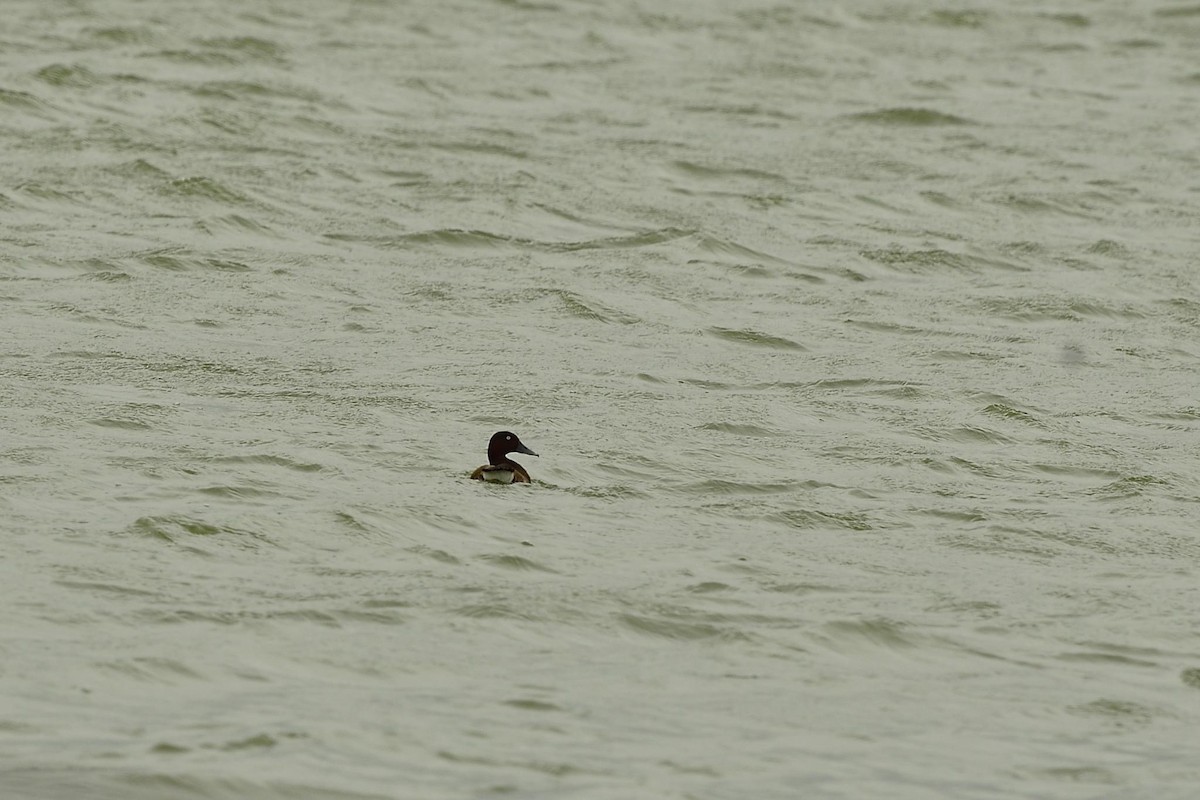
{"left": 3, "top": 1, "right": 1200, "bottom": 798}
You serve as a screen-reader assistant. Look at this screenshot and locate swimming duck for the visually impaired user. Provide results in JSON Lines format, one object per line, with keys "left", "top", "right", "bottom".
{"left": 470, "top": 431, "right": 539, "bottom": 483}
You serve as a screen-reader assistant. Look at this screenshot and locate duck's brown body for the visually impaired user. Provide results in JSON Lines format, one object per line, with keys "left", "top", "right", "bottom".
{"left": 471, "top": 431, "right": 538, "bottom": 484}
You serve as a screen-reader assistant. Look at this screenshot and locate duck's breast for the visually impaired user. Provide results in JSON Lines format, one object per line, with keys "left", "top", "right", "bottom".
{"left": 475, "top": 465, "right": 516, "bottom": 483}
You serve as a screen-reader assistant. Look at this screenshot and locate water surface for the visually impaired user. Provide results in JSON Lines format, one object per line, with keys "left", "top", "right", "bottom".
{"left": 3, "top": 1, "right": 1200, "bottom": 798}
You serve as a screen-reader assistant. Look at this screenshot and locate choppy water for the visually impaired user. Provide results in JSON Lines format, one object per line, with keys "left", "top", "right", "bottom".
{"left": 4, "top": 1, "right": 1200, "bottom": 797}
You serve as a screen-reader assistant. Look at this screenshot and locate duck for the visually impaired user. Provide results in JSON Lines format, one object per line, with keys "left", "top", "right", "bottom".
{"left": 470, "top": 431, "right": 539, "bottom": 483}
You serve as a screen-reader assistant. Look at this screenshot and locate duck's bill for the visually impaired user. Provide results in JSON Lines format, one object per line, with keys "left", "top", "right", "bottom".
{"left": 515, "top": 443, "right": 538, "bottom": 457}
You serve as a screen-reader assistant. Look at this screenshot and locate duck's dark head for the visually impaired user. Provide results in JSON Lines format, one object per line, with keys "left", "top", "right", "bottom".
{"left": 488, "top": 430, "right": 538, "bottom": 463}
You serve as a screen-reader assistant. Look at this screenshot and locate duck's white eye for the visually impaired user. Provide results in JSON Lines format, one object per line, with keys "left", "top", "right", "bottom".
{"left": 506, "top": 435, "right": 512, "bottom": 440}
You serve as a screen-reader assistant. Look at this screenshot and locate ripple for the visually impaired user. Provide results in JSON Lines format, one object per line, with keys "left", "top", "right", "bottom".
{"left": 565, "top": 484, "right": 649, "bottom": 499}
{"left": 698, "top": 422, "right": 779, "bottom": 437}
{"left": 4, "top": 770, "right": 385, "bottom": 800}
{"left": 197, "top": 484, "right": 281, "bottom": 500}
{"left": 930, "top": 349, "right": 1000, "bottom": 363}
{"left": 847, "top": 107, "right": 972, "bottom": 126}
{"left": 453, "top": 603, "right": 529, "bottom": 620}
{"left": 130, "top": 515, "right": 272, "bottom": 546}
{"left": 82, "top": 269, "right": 132, "bottom": 282}
{"left": 138, "top": 248, "right": 253, "bottom": 272}
{"left": 619, "top": 613, "right": 749, "bottom": 641}
{"left": 1085, "top": 239, "right": 1133, "bottom": 258}
{"left": 859, "top": 246, "right": 1018, "bottom": 273}
{"left": 768, "top": 509, "right": 874, "bottom": 531}
{"left": 195, "top": 80, "right": 322, "bottom": 103}
{"left": 553, "top": 227, "right": 695, "bottom": 252}
{"left": 544, "top": 289, "right": 639, "bottom": 324}
{"left": 163, "top": 176, "right": 251, "bottom": 205}
{"left": 208, "top": 454, "right": 325, "bottom": 472}
{"left": 35, "top": 63, "right": 102, "bottom": 88}
{"left": 14, "top": 182, "right": 91, "bottom": 207}
{"left": 88, "top": 25, "right": 158, "bottom": 45}
{"left": 685, "top": 581, "right": 735, "bottom": 594}
{"left": 680, "top": 479, "right": 799, "bottom": 495}
{"left": 503, "top": 698, "right": 563, "bottom": 712}
{"left": 973, "top": 295, "right": 1144, "bottom": 322}
{"left": 917, "top": 425, "right": 1016, "bottom": 445}
{"left": 1056, "top": 651, "right": 1158, "bottom": 667}
{"left": 991, "top": 192, "right": 1103, "bottom": 219}
{"left": 88, "top": 417, "right": 153, "bottom": 430}
{"left": 335, "top": 608, "right": 406, "bottom": 625}
{"left": 1028, "top": 463, "right": 1121, "bottom": 480}
{"left": 105, "top": 158, "right": 171, "bottom": 180}
{"left": 1067, "top": 699, "right": 1158, "bottom": 726}
{"left": 56, "top": 580, "right": 158, "bottom": 598}
{"left": 340, "top": 228, "right": 513, "bottom": 250}
{"left": 0, "top": 88, "right": 54, "bottom": 116}
{"left": 1085, "top": 475, "right": 1169, "bottom": 500}
{"left": 406, "top": 545, "right": 462, "bottom": 564}
{"left": 981, "top": 403, "right": 1043, "bottom": 426}
{"left": 1154, "top": 4, "right": 1200, "bottom": 17}
{"left": 1039, "top": 12, "right": 1091, "bottom": 27}
{"left": 151, "top": 49, "right": 244, "bottom": 67}
{"left": 478, "top": 554, "right": 557, "bottom": 572}
{"left": 95, "top": 657, "right": 204, "bottom": 683}
{"left": 928, "top": 10, "right": 989, "bottom": 28}
{"left": 707, "top": 327, "right": 806, "bottom": 350}
{"left": 818, "top": 618, "right": 918, "bottom": 651}
{"left": 668, "top": 159, "right": 786, "bottom": 183}
{"left": 195, "top": 214, "right": 278, "bottom": 238}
